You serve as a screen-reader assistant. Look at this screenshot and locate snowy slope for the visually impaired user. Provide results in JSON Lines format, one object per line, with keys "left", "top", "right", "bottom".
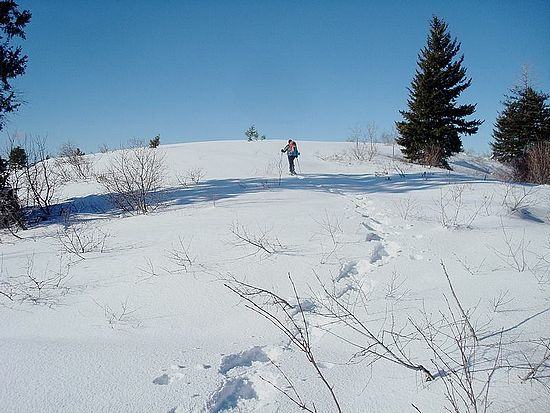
{"left": 1, "top": 140, "right": 549, "bottom": 413}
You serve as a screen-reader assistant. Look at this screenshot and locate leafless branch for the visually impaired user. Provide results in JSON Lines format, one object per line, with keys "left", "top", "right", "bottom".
{"left": 225, "top": 273, "right": 342, "bottom": 413}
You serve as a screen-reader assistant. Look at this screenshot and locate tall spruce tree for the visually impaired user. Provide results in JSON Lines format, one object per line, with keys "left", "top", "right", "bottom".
{"left": 396, "top": 16, "right": 482, "bottom": 168}
{"left": 0, "top": 0, "right": 31, "bottom": 130}
{"left": 0, "top": 1, "right": 30, "bottom": 229}
{"left": 492, "top": 84, "right": 550, "bottom": 164}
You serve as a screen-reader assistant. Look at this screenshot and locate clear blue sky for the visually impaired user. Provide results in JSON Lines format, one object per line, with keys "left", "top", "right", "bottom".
{"left": 7, "top": 0, "right": 550, "bottom": 154}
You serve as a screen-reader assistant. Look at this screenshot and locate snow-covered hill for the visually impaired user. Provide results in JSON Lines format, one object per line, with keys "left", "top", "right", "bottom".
{"left": 1, "top": 140, "right": 549, "bottom": 412}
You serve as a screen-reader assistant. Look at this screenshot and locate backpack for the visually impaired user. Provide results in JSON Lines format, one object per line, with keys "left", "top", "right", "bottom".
{"left": 289, "top": 141, "right": 299, "bottom": 157}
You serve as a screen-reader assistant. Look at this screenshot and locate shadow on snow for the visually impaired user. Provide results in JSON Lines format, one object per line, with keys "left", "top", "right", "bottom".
{"left": 53, "top": 171, "right": 496, "bottom": 220}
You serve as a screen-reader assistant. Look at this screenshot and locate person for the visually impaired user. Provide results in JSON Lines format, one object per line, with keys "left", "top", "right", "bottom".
{"left": 281, "top": 139, "right": 299, "bottom": 175}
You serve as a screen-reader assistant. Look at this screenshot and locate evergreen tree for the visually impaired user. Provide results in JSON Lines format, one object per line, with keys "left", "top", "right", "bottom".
{"left": 9, "top": 145, "right": 26, "bottom": 169}
{"left": 0, "top": 155, "right": 22, "bottom": 228}
{"left": 492, "top": 85, "right": 550, "bottom": 164}
{"left": 0, "top": 1, "right": 31, "bottom": 131}
{"left": 149, "top": 135, "right": 160, "bottom": 148}
{"left": 0, "top": 155, "right": 7, "bottom": 187}
{"left": 245, "top": 124, "right": 259, "bottom": 141}
{"left": 396, "top": 16, "right": 482, "bottom": 167}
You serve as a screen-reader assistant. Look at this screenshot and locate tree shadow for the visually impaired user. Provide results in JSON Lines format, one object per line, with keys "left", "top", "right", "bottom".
{"left": 33, "top": 171, "right": 498, "bottom": 224}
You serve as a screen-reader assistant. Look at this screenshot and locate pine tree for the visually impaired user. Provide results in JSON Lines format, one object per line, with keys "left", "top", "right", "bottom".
{"left": 149, "top": 135, "right": 160, "bottom": 148}
{"left": 0, "top": 1, "right": 32, "bottom": 131}
{"left": 245, "top": 124, "right": 259, "bottom": 141}
{"left": 9, "top": 145, "right": 26, "bottom": 169}
{"left": 492, "top": 85, "right": 550, "bottom": 164}
{"left": 396, "top": 16, "right": 482, "bottom": 168}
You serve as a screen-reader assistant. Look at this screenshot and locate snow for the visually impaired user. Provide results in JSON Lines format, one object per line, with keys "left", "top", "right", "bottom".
{"left": 1, "top": 140, "right": 549, "bottom": 412}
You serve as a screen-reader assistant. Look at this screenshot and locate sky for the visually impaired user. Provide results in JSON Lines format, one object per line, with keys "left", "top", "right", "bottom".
{"left": 5, "top": 0, "right": 550, "bottom": 154}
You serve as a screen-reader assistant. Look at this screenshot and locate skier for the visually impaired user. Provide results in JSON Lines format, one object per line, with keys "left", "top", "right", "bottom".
{"left": 281, "top": 139, "right": 299, "bottom": 175}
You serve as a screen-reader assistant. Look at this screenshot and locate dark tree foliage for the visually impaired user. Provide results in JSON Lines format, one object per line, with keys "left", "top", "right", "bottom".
{"left": 245, "top": 124, "right": 259, "bottom": 141}
{"left": 245, "top": 124, "right": 265, "bottom": 141}
{"left": 0, "top": 0, "right": 31, "bottom": 131}
{"left": 396, "top": 16, "right": 482, "bottom": 168}
{"left": 8, "top": 144, "right": 26, "bottom": 168}
{"left": 492, "top": 85, "right": 550, "bottom": 164}
{"left": 0, "top": 154, "right": 22, "bottom": 228}
{"left": 0, "top": 155, "right": 7, "bottom": 187}
{"left": 149, "top": 134, "right": 160, "bottom": 148}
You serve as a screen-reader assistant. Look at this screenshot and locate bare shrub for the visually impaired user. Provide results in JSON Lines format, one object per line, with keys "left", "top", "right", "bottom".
{"left": 381, "top": 127, "right": 399, "bottom": 158}
{"left": 526, "top": 142, "right": 550, "bottom": 184}
{"left": 225, "top": 259, "right": 549, "bottom": 411}
{"left": 226, "top": 274, "right": 343, "bottom": 413}
{"left": 422, "top": 144, "right": 445, "bottom": 167}
{"left": 177, "top": 167, "right": 206, "bottom": 187}
{"left": 96, "top": 147, "right": 166, "bottom": 214}
{"left": 57, "top": 141, "right": 93, "bottom": 180}
{"left": 229, "top": 221, "right": 290, "bottom": 259}
{"left": 500, "top": 181, "right": 538, "bottom": 214}
{"left": 22, "top": 135, "right": 63, "bottom": 216}
{"left": 126, "top": 138, "right": 145, "bottom": 148}
{"left": 385, "top": 270, "right": 411, "bottom": 301}
{"left": 520, "top": 338, "right": 550, "bottom": 386}
{"left": 490, "top": 222, "right": 550, "bottom": 284}
{"left": 314, "top": 272, "right": 435, "bottom": 380}
{"left": 490, "top": 290, "right": 513, "bottom": 313}
{"left": 98, "top": 143, "right": 110, "bottom": 153}
{"left": 56, "top": 221, "right": 109, "bottom": 259}
{"left": 395, "top": 194, "right": 420, "bottom": 220}
{"left": 314, "top": 151, "right": 348, "bottom": 163}
{"left": 226, "top": 271, "right": 436, "bottom": 411}
{"left": 0, "top": 256, "right": 74, "bottom": 307}
{"left": 412, "top": 306, "right": 500, "bottom": 413}
{"left": 347, "top": 123, "right": 378, "bottom": 162}
{"left": 166, "top": 237, "right": 197, "bottom": 274}
{"left": 454, "top": 254, "right": 487, "bottom": 276}
{"left": 510, "top": 142, "right": 550, "bottom": 185}
{"left": 436, "top": 185, "right": 490, "bottom": 229}
{"left": 492, "top": 226, "right": 528, "bottom": 273}
{"left": 93, "top": 298, "right": 142, "bottom": 328}
{"left": 312, "top": 211, "right": 344, "bottom": 264}
{"left": 323, "top": 261, "right": 500, "bottom": 412}
{"left": 136, "top": 258, "right": 164, "bottom": 281}
{"left": 313, "top": 210, "right": 343, "bottom": 246}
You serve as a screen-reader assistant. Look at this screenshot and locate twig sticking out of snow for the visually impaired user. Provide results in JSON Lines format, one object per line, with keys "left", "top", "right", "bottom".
{"left": 225, "top": 273, "right": 343, "bottom": 413}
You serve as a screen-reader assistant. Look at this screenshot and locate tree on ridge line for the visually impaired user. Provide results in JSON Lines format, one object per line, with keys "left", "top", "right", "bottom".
{"left": 396, "top": 15, "right": 483, "bottom": 168}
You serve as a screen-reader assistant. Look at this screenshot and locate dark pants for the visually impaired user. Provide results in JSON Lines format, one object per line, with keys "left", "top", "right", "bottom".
{"left": 288, "top": 156, "right": 296, "bottom": 174}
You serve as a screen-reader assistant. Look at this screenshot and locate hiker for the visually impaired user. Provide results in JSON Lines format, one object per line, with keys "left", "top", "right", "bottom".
{"left": 281, "top": 139, "right": 299, "bottom": 175}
